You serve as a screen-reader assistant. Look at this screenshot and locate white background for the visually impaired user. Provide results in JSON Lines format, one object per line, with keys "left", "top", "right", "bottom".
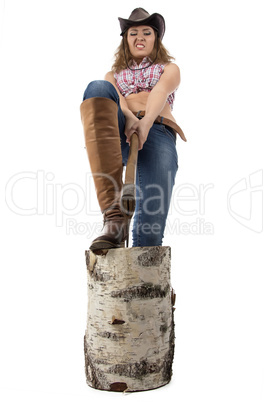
{"left": 0, "top": 0, "right": 267, "bottom": 401}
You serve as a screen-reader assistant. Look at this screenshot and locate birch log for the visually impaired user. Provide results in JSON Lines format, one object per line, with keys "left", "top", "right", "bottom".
{"left": 84, "top": 246, "right": 176, "bottom": 392}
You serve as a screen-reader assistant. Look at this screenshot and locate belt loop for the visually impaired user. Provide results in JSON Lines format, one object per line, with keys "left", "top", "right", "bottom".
{"left": 160, "top": 116, "right": 164, "bottom": 124}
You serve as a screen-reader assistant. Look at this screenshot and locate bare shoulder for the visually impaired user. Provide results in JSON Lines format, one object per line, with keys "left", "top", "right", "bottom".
{"left": 104, "top": 71, "right": 121, "bottom": 95}
{"left": 104, "top": 71, "right": 115, "bottom": 82}
{"left": 161, "top": 63, "right": 181, "bottom": 89}
{"left": 163, "top": 62, "right": 180, "bottom": 76}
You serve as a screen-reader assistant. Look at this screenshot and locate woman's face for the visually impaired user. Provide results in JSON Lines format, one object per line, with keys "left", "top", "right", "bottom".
{"left": 127, "top": 25, "right": 156, "bottom": 62}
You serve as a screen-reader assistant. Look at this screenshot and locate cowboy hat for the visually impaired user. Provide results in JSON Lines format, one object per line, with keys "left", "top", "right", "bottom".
{"left": 118, "top": 8, "right": 165, "bottom": 40}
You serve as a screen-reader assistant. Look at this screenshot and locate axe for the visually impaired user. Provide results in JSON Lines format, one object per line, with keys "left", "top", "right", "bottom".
{"left": 120, "top": 133, "right": 139, "bottom": 246}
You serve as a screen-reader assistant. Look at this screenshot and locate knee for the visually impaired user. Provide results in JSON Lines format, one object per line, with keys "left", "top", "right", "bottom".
{"left": 83, "top": 80, "right": 118, "bottom": 102}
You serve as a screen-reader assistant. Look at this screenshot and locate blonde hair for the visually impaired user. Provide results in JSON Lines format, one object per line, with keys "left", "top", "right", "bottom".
{"left": 111, "top": 32, "right": 175, "bottom": 73}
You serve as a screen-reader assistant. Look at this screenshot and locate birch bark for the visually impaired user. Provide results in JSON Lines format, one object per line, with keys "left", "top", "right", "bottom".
{"left": 84, "top": 246, "right": 175, "bottom": 392}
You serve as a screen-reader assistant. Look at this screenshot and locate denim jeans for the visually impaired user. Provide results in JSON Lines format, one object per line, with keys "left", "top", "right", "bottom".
{"left": 83, "top": 80, "right": 178, "bottom": 247}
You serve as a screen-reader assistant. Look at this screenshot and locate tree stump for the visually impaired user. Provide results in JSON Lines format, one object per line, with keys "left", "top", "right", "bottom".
{"left": 84, "top": 246, "right": 176, "bottom": 392}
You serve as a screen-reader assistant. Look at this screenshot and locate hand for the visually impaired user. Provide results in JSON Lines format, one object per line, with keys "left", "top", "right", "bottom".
{"left": 124, "top": 114, "right": 139, "bottom": 141}
{"left": 125, "top": 116, "right": 153, "bottom": 150}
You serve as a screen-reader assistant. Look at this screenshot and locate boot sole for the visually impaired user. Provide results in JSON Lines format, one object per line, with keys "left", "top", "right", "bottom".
{"left": 90, "top": 240, "right": 125, "bottom": 251}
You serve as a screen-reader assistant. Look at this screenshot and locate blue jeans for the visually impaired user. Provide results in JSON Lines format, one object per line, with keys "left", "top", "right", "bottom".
{"left": 83, "top": 80, "right": 178, "bottom": 247}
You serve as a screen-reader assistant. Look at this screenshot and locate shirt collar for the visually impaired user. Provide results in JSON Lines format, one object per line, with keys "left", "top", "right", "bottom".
{"left": 130, "top": 57, "right": 152, "bottom": 69}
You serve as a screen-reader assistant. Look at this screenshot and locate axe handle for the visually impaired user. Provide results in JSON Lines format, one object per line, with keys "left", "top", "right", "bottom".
{"left": 125, "top": 133, "right": 139, "bottom": 184}
{"left": 120, "top": 133, "right": 139, "bottom": 218}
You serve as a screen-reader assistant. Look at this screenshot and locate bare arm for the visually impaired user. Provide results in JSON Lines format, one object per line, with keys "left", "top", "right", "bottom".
{"left": 104, "top": 71, "right": 139, "bottom": 122}
{"left": 105, "top": 64, "right": 180, "bottom": 150}
{"left": 144, "top": 63, "right": 180, "bottom": 125}
{"left": 104, "top": 71, "right": 140, "bottom": 145}
{"left": 132, "top": 63, "right": 180, "bottom": 149}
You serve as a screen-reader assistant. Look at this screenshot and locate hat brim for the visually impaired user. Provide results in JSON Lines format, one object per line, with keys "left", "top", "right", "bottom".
{"left": 118, "top": 13, "right": 165, "bottom": 40}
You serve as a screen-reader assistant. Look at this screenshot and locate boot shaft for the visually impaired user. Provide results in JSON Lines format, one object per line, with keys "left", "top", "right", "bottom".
{"left": 80, "top": 97, "right": 123, "bottom": 213}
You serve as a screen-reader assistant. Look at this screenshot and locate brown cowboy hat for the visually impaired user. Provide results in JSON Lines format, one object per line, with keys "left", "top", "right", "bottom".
{"left": 118, "top": 8, "right": 165, "bottom": 40}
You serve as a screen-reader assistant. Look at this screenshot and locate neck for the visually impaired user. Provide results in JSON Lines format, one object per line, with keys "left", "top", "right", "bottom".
{"left": 132, "top": 56, "right": 149, "bottom": 65}
{"left": 133, "top": 57, "right": 143, "bottom": 65}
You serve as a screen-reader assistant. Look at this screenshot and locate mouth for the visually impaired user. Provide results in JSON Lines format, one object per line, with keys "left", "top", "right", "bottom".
{"left": 136, "top": 44, "right": 145, "bottom": 49}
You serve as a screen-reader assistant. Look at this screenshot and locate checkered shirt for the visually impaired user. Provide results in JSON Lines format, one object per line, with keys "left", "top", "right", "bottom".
{"left": 114, "top": 57, "right": 176, "bottom": 110}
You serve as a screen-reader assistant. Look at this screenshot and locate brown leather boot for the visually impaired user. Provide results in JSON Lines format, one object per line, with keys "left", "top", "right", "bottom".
{"left": 80, "top": 97, "right": 129, "bottom": 251}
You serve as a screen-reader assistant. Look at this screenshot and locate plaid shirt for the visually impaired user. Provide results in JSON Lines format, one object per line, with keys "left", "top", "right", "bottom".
{"left": 114, "top": 57, "right": 176, "bottom": 110}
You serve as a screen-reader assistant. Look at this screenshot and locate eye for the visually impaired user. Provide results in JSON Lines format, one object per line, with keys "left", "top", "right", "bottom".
{"left": 144, "top": 31, "right": 152, "bottom": 36}
{"left": 129, "top": 32, "right": 137, "bottom": 36}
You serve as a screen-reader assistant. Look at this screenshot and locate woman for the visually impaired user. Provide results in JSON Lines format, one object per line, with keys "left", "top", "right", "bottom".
{"left": 80, "top": 8, "right": 186, "bottom": 251}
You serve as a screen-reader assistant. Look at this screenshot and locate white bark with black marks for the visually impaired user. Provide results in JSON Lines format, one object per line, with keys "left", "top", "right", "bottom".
{"left": 84, "top": 246, "right": 175, "bottom": 392}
